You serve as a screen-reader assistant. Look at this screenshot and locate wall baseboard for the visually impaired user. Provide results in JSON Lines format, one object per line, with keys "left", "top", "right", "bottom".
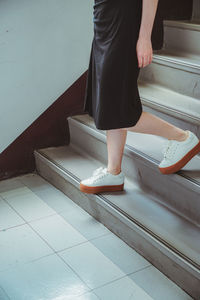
{"left": 0, "top": 72, "right": 87, "bottom": 181}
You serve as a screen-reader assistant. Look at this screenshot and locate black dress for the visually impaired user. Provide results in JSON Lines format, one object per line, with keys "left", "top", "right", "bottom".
{"left": 83, "top": 0, "right": 143, "bottom": 130}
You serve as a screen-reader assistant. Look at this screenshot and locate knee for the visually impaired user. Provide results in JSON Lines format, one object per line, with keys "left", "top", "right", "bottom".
{"left": 121, "top": 127, "right": 128, "bottom": 131}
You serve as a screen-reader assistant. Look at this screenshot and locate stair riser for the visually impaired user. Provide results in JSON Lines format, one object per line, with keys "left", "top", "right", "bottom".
{"left": 192, "top": 0, "right": 200, "bottom": 22}
{"left": 142, "top": 104, "right": 200, "bottom": 138}
{"left": 34, "top": 151, "right": 200, "bottom": 300}
{"left": 68, "top": 119, "right": 200, "bottom": 225}
{"left": 139, "top": 62, "right": 200, "bottom": 100}
{"left": 163, "top": 26, "right": 200, "bottom": 55}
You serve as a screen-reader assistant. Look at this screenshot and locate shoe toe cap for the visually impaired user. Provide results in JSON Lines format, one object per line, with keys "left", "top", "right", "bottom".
{"left": 159, "top": 159, "right": 171, "bottom": 168}
{"left": 80, "top": 178, "right": 93, "bottom": 186}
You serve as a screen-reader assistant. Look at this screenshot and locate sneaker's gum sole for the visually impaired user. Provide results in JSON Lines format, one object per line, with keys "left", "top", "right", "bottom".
{"left": 80, "top": 183, "right": 124, "bottom": 194}
{"left": 159, "top": 140, "right": 200, "bottom": 175}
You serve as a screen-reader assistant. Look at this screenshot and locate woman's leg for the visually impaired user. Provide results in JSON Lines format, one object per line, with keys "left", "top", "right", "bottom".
{"left": 80, "top": 111, "right": 199, "bottom": 193}
{"left": 106, "top": 111, "right": 189, "bottom": 175}
{"left": 106, "top": 129, "right": 127, "bottom": 175}
{"left": 122, "top": 111, "right": 188, "bottom": 141}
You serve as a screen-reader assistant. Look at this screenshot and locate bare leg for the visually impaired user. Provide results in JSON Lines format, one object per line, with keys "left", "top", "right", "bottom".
{"left": 106, "top": 129, "right": 127, "bottom": 175}
{"left": 106, "top": 111, "right": 189, "bottom": 175}
{"left": 122, "top": 111, "right": 188, "bottom": 141}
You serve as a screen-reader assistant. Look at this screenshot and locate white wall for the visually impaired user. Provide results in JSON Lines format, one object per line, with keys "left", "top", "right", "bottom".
{"left": 0, "top": 0, "right": 93, "bottom": 153}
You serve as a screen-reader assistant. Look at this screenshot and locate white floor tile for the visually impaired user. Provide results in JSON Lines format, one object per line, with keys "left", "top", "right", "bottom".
{"left": 129, "top": 265, "right": 193, "bottom": 300}
{"left": 60, "top": 206, "right": 110, "bottom": 240}
{"left": 30, "top": 214, "right": 87, "bottom": 252}
{"left": 0, "top": 254, "right": 89, "bottom": 300}
{"left": 73, "top": 291, "right": 100, "bottom": 300}
{"left": 0, "top": 178, "right": 23, "bottom": 194}
{"left": 91, "top": 234, "right": 151, "bottom": 275}
{"left": 93, "top": 276, "right": 153, "bottom": 300}
{"left": 0, "top": 173, "right": 193, "bottom": 300}
{"left": 1, "top": 186, "right": 56, "bottom": 222}
{"left": 59, "top": 242, "right": 125, "bottom": 289}
{"left": 0, "top": 224, "right": 53, "bottom": 272}
{"left": 0, "top": 197, "right": 25, "bottom": 230}
{"left": 18, "top": 173, "right": 78, "bottom": 213}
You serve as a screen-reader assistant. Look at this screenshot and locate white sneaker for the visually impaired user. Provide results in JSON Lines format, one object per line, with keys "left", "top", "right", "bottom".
{"left": 159, "top": 130, "right": 200, "bottom": 174}
{"left": 80, "top": 166, "right": 125, "bottom": 194}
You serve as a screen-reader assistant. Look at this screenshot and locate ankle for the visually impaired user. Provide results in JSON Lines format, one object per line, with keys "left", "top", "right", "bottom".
{"left": 107, "top": 167, "right": 121, "bottom": 175}
{"left": 170, "top": 130, "right": 189, "bottom": 142}
{"left": 176, "top": 130, "right": 189, "bottom": 142}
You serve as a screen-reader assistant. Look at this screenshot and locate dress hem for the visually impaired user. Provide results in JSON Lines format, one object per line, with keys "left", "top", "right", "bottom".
{"left": 84, "top": 104, "right": 143, "bottom": 131}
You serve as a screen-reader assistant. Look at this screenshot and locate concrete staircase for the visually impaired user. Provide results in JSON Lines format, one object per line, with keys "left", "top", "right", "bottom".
{"left": 34, "top": 17, "right": 200, "bottom": 300}
{"left": 139, "top": 18, "right": 200, "bottom": 136}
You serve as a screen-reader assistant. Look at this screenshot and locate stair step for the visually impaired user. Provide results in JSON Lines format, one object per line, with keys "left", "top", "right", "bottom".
{"left": 163, "top": 19, "right": 200, "bottom": 55}
{"left": 139, "top": 49, "right": 200, "bottom": 100}
{"left": 192, "top": 0, "right": 200, "bottom": 22}
{"left": 138, "top": 81, "right": 200, "bottom": 135}
{"left": 34, "top": 144, "right": 200, "bottom": 300}
{"left": 67, "top": 114, "right": 200, "bottom": 226}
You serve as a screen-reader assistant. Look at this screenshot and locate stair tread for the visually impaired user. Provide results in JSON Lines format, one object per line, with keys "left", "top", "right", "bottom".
{"left": 36, "top": 144, "right": 200, "bottom": 268}
{"left": 153, "top": 49, "right": 200, "bottom": 70}
{"left": 70, "top": 114, "right": 200, "bottom": 189}
{"left": 138, "top": 81, "right": 200, "bottom": 121}
{"left": 164, "top": 19, "right": 200, "bottom": 29}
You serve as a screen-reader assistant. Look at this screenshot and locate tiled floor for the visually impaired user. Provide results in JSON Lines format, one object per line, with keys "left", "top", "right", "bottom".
{"left": 0, "top": 173, "right": 193, "bottom": 300}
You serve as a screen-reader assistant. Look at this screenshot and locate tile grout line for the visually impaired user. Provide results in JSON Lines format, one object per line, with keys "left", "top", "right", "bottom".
{"left": 1, "top": 176, "right": 148, "bottom": 268}
{"left": 0, "top": 183, "right": 111, "bottom": 258}
{"left": 0, "top": 174, "right": 154, "bottom": 299}
{"left": 15, "top": 174, "right": 117, "bottom": 246}
{"left": 71, "top": 288, "right": 102, "bottom": 300}
{"left": 0, "top": 253, "right": 55, "bottom": 274}
{"left": 0, "top": 195, "right": 59, "bottom": 230}
{"left": 0, "top": 177, "right": 114, "bottom": 290}
{"left": 56, "top": 252, "right": 95, "bottom": 294}
{"left": 0, "top": 222, "right": 26, "bottom": 232}
{"left": 56, "top": 241, "right": 154, "bottom": 297}
{"left": 81, "top": 265, "right": 152, "bottom": 297}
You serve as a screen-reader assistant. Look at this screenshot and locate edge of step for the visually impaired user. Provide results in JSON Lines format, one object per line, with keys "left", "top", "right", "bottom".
{"left": 34, "top": 145, "right": 200, "bottom": 299}
{"left": 138, "top": 81, "right": 200, "bottom": 126}
{"left": 163, "top": 19, "right": 200, "bottom": 32}
{"left": 152, "top": 49, "right": 200, "bottom": 74}
{"left": 69, "top": 113, "right": 200, "bottom": 191}
{"left": 68, "top": 114, "right": 200, "bottom": 226}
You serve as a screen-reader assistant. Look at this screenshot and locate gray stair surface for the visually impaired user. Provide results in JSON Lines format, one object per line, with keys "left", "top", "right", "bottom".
{"left": 68, "top": 114, "right": 200, "bottom": 226}
{"left": 163, "top": 20, "right": 200, "bottom": 55}
{"left": 139, "top": 48, "right": 200, "bottom": 100}
{"left": 34, "top": 114, "right": 200, "bottom": 300}
{"left": 138, "top": 80, "right": 200, "bottom": 136}
{"left": 191, "top": 1, "right": 200, "bottom": 23}
{"left": 138, "top": 20, "right": 200, "bottom": 135}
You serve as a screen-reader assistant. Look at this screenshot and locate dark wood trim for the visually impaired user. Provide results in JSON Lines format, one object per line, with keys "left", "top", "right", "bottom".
{"left": 0, "top": 72, "right": 87, "bottom": 180}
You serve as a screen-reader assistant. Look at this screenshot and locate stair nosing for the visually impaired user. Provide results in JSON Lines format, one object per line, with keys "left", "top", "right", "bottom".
{"left": 152, "top": 53, "right": 200, "bottom": 74}
{"left": 69, "top": 115, "right": 200, "bottom": 193}
{"left": 138, "top": 81, "right": 200, "bottom": 123}
{"left": 163, "top": 19, "right": 200, "bottom": 32}
{"left": 34, "top": 148, "right": 200, "bottom": 272}
{"left": 140, "top": 95, "right": 200, "bottom": 124}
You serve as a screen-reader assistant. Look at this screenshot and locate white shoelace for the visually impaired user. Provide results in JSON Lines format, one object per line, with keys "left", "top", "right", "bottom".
{"left": 91, "top": 166, "right": 108, "bottom": 183}
{"left": 161, "top": 140, "right": 179, "bottom": 160}
{"left": 92, "top": 166, "right": 107, "bottom": 177}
